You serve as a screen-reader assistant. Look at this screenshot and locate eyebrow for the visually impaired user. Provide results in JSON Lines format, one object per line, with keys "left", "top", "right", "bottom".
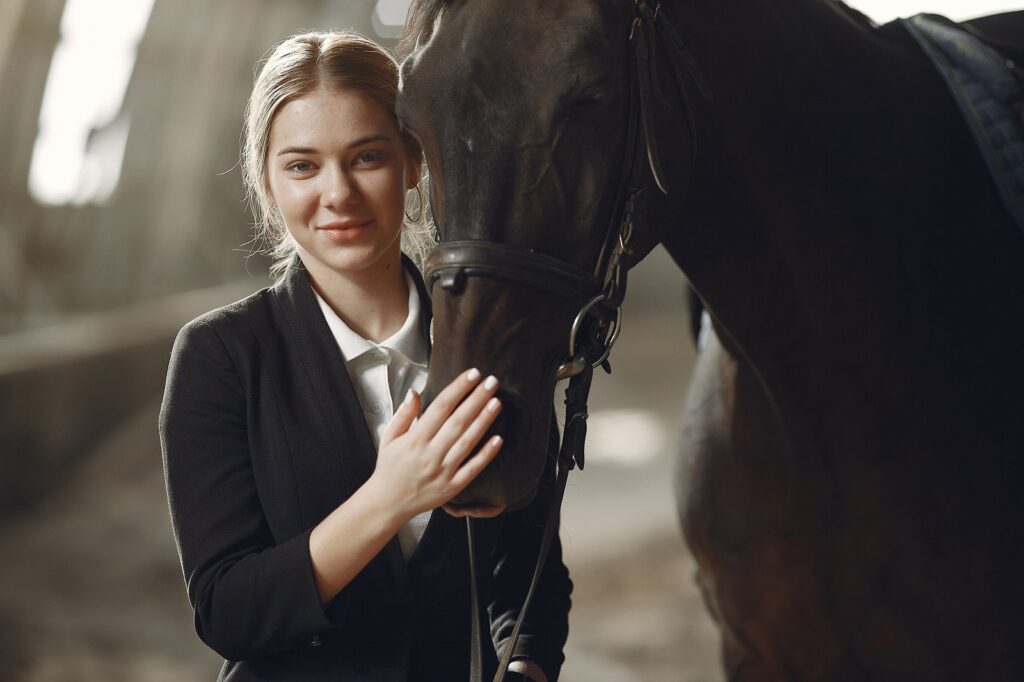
{"left": 276, "top": 134, "right": 392, "bottom": 156}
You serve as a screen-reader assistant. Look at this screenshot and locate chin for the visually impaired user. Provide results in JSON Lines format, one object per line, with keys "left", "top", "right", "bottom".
{"left": 303, "top": 242, "right": 394, "bottom": 276}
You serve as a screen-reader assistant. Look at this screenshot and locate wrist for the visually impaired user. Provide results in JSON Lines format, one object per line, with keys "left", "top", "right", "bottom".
{"left": 360, "top": 472, "right": 415, "bottom": 529}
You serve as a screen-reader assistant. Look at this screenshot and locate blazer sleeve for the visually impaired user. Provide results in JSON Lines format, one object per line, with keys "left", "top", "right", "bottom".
{"left": 159, "top": 317, "right": 339, "bottom": 662}
{"left": 487, "top": 420, "right": 573, "bottom": 681}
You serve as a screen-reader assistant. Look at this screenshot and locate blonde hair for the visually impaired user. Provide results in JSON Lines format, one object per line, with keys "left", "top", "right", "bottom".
{"left": 242, "top": 31, "right": 435, "bottom": 281}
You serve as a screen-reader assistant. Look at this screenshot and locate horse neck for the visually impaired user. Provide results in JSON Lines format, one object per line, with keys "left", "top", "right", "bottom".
{"left": 658, "top": 0, "right": 970, "bottom": 407}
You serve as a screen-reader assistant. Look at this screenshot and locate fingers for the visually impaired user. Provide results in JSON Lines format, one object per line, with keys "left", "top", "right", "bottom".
{"left": 448, "top": 434, "right": 504, "bottom": 493}
{"left": 379, "top": 389, "right": 419, "bottom": 449}
{"left": 384, "top": 370, "right": 504, "bottom": 517}
{"left": 415, "top": 368, "right": 484, "bottom": 438}
{"left": 433, "top": 375, "right": 501, "bottom": 461}
{"left": 439, "top": 392, "right": 502, "bottom": 469}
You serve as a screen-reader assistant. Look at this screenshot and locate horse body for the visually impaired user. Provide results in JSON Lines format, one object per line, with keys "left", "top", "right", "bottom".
{"left": 399, "top": 1, "right": 1024, "bottom": 677}
{"left": 671, "top": 5, "right": 1024, "bottom": 677}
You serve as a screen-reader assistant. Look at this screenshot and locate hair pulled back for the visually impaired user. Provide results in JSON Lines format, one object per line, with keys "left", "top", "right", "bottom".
{"left": 242, "top": 31, "right": 431, "bottom": 280}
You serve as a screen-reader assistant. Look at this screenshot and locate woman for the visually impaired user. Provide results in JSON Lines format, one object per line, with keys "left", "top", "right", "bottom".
{"left": 159, "top": 31, "right": 571, "bottom": 681}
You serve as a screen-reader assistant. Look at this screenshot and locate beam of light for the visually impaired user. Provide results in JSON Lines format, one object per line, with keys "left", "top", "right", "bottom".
{"left": 28, "top": 0, "right": 155, "bottom": 206}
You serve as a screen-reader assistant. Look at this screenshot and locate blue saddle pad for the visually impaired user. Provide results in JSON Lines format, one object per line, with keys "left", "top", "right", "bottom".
{"left": 902, "top": 14, "right": 1024, "bottom": 238}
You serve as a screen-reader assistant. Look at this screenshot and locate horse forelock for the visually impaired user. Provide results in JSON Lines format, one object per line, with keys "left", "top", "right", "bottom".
{"left": 397, "top": 0, "right": 455, "bottom": 59}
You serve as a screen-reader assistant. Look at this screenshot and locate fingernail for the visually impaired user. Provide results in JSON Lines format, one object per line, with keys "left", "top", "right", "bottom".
{"left": 404, "top": 389, "right": 415, "bottom": 404}
{"left": 467, "top": 368, "right": 481, "bottom": 382}
{"left": 483, "top": 375, "right": 498, "bottom": 390}
{"left": 487, "top": 397, "right": 501, "bottom": 412}
{"left": 490, "top": 435, "right": 503, "bottom": 448}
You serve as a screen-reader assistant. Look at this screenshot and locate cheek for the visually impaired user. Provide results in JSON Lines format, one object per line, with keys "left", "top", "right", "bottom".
{"left": 370, "top": 171, "right": 409, "bottom": 220}
{"left": 272, "top": 180, "right": 317, "bottom": 224}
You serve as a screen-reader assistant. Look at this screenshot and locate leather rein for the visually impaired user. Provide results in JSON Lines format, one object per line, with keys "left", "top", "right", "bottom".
{"left": 420, "top": 3, "right": 710, "bottom": 679}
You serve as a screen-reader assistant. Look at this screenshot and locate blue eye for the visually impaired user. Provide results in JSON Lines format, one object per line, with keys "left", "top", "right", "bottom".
{"left": 356, "top": 150, "right": 384, "bottom": 165}
{"left": 287, "top": 161, "right": 313, "bottom": 173}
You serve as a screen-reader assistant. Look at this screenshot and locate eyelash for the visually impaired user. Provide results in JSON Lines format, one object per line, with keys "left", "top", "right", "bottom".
{"left": 284, "top": 150, "right": 385, "bottom": 174}
{"left": 355, "top": 150, "right": 384, "bottom": 165}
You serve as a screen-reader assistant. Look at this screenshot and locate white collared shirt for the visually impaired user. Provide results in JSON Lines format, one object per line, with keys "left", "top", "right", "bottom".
{"left": 314, "top": 272, "right": 431, "bottom": 561}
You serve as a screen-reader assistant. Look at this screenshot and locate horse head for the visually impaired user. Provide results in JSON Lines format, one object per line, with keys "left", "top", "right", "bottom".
{"left": 398, "top": 0, "right": 695, "bottom": 511}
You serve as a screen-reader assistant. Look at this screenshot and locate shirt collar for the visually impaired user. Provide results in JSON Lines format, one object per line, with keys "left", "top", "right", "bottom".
{"left": 381, "top": 271, "right": 428, "bottom": 366}
{"left": 314, "top": 271, "right": 428, "bottom": 367}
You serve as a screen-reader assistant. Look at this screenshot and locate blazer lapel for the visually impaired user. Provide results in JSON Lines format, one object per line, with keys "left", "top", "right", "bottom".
{"left": 270, "top": 259, "right": 378, "bottom": 526}
{"left": 398, "top": 255, "right": 447, "bottom": 559}
{"left": 270, "top": 255, "right": 436, "bottom": 606}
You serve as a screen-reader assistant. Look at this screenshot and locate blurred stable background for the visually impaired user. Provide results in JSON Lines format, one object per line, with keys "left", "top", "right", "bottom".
{"left": 0, "top": 0, "right": 1011, "bottom": 680}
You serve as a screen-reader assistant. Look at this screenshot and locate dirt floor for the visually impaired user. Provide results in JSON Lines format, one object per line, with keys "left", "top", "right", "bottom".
{"left": 563, "top": 536, "right": 723, "bottom": 682}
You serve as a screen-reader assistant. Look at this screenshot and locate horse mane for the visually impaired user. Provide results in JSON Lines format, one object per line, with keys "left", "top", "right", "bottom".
{"left": 398, "top": 0, "right": 454, "bottom": 58}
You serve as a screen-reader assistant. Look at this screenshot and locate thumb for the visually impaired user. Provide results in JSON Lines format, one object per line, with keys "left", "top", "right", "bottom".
{"left": 380, "top": 389, "right": 419, "bottom": 449}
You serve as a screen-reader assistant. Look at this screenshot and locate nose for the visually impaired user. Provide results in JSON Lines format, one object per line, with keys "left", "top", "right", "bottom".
{"left": 320, "top": 163, "right": 357, "bottom": 209}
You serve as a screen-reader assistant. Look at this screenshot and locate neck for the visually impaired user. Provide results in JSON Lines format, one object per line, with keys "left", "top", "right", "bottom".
{"left": 300, "top": 246, "right": 409, "bottom": 343}
{"left": 657, "top": 0, "right": 990, "bottom": 425}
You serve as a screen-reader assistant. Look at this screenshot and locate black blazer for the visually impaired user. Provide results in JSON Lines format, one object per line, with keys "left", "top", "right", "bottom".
{"left": 159, "top": 258, "right": 571, "bottom": 681}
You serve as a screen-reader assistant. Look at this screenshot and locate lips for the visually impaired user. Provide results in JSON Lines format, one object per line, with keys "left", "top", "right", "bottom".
{"left": 317, "top": 219, "right": 372, "bottom": 241}
{"left": 317, "top": 218, "right": 372, "bottom": 231}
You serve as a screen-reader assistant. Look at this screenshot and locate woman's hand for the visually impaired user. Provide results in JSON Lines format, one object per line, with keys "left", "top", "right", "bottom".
{"left": 309, "top": 368, "right": 503, "bottom": 604}
{"left": 370, "top": 368, "right": 505, "bottom": 520}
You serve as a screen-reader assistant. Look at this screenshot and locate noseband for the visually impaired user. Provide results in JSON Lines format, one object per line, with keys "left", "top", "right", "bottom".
{"left": 420, "top": 2, "right": 710, "bottom": 679}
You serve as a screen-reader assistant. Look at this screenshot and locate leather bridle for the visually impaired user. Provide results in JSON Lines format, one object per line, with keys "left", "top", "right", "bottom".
{"left": 420, "top": 2, "right": 711, "bottom": 679}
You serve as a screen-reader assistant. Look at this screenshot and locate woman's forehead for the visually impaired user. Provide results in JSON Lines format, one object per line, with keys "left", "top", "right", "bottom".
{"left": 269, "top": 87, "right": 399, "bottom": 152}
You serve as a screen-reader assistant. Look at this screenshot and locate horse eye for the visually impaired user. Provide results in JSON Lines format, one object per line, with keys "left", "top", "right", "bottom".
{"left": 570, "top": 88, "right": 609, "bottom": 110}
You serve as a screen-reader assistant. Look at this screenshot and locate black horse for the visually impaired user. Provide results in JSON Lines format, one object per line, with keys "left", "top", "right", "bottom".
{"left": 397, "top": 1, "right": 1024, "bottom": 678}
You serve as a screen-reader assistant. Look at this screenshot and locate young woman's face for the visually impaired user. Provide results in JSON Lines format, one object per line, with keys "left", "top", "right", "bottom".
{"left": 267, "top": 87, "right": 419, "bottom": 276}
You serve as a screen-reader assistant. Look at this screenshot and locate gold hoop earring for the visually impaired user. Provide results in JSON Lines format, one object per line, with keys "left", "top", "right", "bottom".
{"left": 405, "top": 184, "right": 424, "bottom": 223}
